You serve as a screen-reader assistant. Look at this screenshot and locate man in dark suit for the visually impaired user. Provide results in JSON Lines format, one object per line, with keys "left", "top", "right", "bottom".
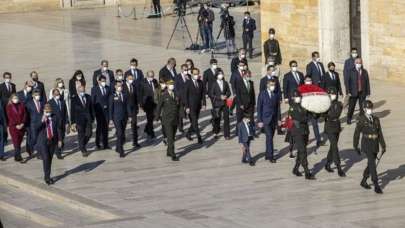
{"left": 91, "top": 75, "right": 111, "bottom": 150}
{"left": 93, "top": 60, "right": 114, "bottom": 87}
{"left": 26, "top": 89, "right": 45, "bottom": 157}
{"left": 283, "top": 60, "right": 304, "bottom": 103}
{"left": 235, "top": 70, "right": 255, "bottom": 124}
{"left": 259, "top": 65, "right": 282, "bottom": 99}
{"left": 109, "top": 81, "right": 128, "bottom": 157}
{"left": 139, "top": 71, "right": 158, "bottom": 139}
{"left": 263, "top": 28, "right": 282, "bottom": 65}
{"left": 322, "top": 62, "right": 343, "bottom": 97}
{"left": 33, "top": 104, "right": 62, "bottom": 185}
{"left": 71, "top": 84, "right": 94, "bottom": 157}
{"left": 238, "top": 114, "right": 255, "bottom": 166}
{"left": 0, "top": 72, "right": 16, "bottom": 108}
{"left": 124, "top": 58, "right": 144, "bottom": 84}
{"left": 242, "top": 11, "right": 256, "bottom": 58}
{"left": 123, "top": 74, "right": 140, "bottom": 148}
{"left": 230, "top": 49, "right": 248, "bottom": 73}
{"left": 209, "top": 71, "right": 231, "bottom": 140}
{"left": 185, "top": 68, "right": 206, "bottom": 144}
{"left": 174, "top": 64, "right": 189, "bottom": 133}
{"left": 17, "top": 81, "right": 33, "bottom": 105}
{"left": 155, "top": 80, "right": 180, "bottom": 161}
{"left": 257, "top": 79, "right": 281, "bottom": 163}
{"left": 346, "top": 57, "right": 370, "bottom": 124}
{"left": 159, "top": 58, "right": 177, "bottom": 83}
{"left": 48, "top": 89, "right": 68, "bottom": 159}
{"left": 230, "top": 59, "right": 247, "bottom": 95}
{"left": 344, "top": 48, "right": 358, "bottom": 95}
{"left": 306, "top": 51, "right": 326, "bottom": 87}
{"left": 203, "top": 58, "right": 218, "bottom": 99}
{"left": 30, "top": 71, "right": 47, "bottom": 103}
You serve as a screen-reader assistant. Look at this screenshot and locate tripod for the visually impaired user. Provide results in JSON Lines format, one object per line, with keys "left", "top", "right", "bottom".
{"left": 166, "top": 13, "right": 195, "bottom": 49}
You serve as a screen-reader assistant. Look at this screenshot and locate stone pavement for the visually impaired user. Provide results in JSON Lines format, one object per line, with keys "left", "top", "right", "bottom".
{"left": 0, "top": 6, "right": 405, "bottom": 228}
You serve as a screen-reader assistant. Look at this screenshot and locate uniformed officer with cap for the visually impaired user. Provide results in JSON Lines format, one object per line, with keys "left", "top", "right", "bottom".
{"left": 354, "top": 100, "right": 386, "bottom": 194}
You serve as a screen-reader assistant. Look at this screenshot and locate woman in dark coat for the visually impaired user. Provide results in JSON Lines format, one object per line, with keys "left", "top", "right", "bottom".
{"left": 6, "top": 94, "right": 27, "bottom": 162}
{"left": 68, "top": 70, "right": 86, "bottom": 99}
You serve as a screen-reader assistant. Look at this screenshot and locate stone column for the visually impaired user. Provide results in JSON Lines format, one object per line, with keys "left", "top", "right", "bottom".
{"left": 318, "top": 0, "right": 351, "bottom": 69}
{"left": 360, "top": 0, "right": 370, "bottom": 70}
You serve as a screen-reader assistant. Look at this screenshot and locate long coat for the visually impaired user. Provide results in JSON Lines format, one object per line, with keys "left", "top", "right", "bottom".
{"left": 6, "top": 103, "right": 27, "bottom": 147}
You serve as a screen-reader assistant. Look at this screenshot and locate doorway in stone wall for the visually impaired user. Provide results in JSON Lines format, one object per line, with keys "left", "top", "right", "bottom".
{"left": 350, "top": 0, "right": 361, "bottom": 55}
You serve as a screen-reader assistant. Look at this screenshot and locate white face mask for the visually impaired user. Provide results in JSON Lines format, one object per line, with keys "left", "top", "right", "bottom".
{"left": 239, "top": 66, "right": 244, "bottom": 71}
{"left": 182, "top": 70, "right": 188, "bottom": 75}
{"left": 355, "top": 63, "right": 362, "bottom": 70}
{"left": 127, "top": 80, "right": 134, "bottom": 84}
{"left": 268, "top": 61, "right": 275, "bottom": 66}
{"left": 5, "top": 79, "right": 10, "bottom": 83}
{"left": 269, "top": 86, "right": 275, "bottom": 91}
{"left": 116, "top": 87, "right": 123, "bottom": 92}
{"left": 45, "top": 112, "right": 52, "bottom": 117}
{"left": 160, "top": 84, "right": 167, "bottom": 89}
{"left": 102, "top": 66, "right": 108, "bottom": 71}
{"left": 147, "top": 77, "right": 154, "bottom": 82}
{"left": 100, "top": 82, "right": 106, "bottom": 87}
{"left": 217, "top": 74, "right": 224, "bottom": 80}
{"left": 351, "top": 53, "right": 358, "bottom": 58}
{"left": 271, "top": 71, "right": 277, "bottom": 76}
{"left": 330, "top": 94, "right": 337, "bottom": 101}
{"left": 305, "top": 81, "right": 312, "bottom": 85}
{"left": 76, "top": 76, "right": 82, "bottom": 80}
{"left": 79, "top": 92, "right": 85, "bottom": 97}
{"left": 211, "top": 64, "right": 218, "bottom": 70}
{"left": 294, "top": 97, "right": 301, "bottom": 103}
{"left": 292, "top": 67, "right": 298, "bottom": 72}
{"left": 366, "top": 108, "right": 373, "bottom": 115}
{"left": 193, "top": 75, "right": 199, "bottom": 80}
{"left": 316, "top": 57, "right": 321, "bottom": 62}
{"left": 240, "top": 54, "right": 246, "bottom": 59}
{"left": 26, "top": 87, "right": 32, "bottom": 92}
{"left": 54, "top": 95, "right": 60, "bottom": 100}
{"left": 12, "top": 98, "right": 19, "bottom": 104}
{"left": 244, "top": 16, "right": 249, "bottom": 20}
{"left": 34, "top": 95, "right": 41, "bottom": 101}
{"left": 58, "top": 82, "right": 64, "bottom": 88}
{"left": 130, "top": 65, "right": 136, "bottom": 70}
{"left": 168, "top": 85, "right": 175, "bottom": 91}
{"left": 270, "top": 34, "right": 275, "bottom": 39}
{"left": 117, "top": 75, "right": 123, "bottom": 80}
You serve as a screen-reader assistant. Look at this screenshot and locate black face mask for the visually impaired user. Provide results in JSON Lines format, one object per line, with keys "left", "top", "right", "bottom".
{"left": 329, "top": 69, "right": 335, "bottom": 72}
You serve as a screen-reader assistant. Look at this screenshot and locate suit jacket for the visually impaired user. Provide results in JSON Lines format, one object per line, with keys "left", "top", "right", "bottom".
{"left": 26, "top": 99, "right": 45, "bottom": 125}
{"left": 32, "top": 81, "right": 47, "bottom": 103}
{"left": 124, "top": 68, "right": 144, "bottom": 83}
{"left": 283, "top": 71, "right": 304, "bottom": 100}
{"left": 16, "top": 90, "right": 32, "bottom": 105}
{"left": 91, "top": 85, "right": 111, "bottom": 118}
{"left": 122, "top": 82, "right": 139, "bottom": 115}
{"left": 159, "top": 66, "right": 177, "bottom": 83}
{"left": 209, "top": 80, "right": 231, "bottom": 108}
{"left": 139, "top": 79, "right": 158, "bottom": 110}
{"left": 242, "top": 18, "right": 256, "bottom": 38}
{"left": 230, "top": 70, "right": 243, "bottom": 94}
{"left": 109, "top": 92, "right": 128, "bottom": 121}
{"left": 34, "top": 115, "right": 62, "bottom": 152}
{"left": 347, "top": 68, "right": 370, "bottom": 97}
{"left": 322, "top": 71, "right": 343, "bottom": 95}
{"left": 235, "top": 78, "right": 255, "bottom": 108}
{"left": 257, "top": 90, "right": 281, "bottom": 125}
{"left": 343, "top": 57, "right": 355, "bottom": 94}
{"left": 70, "top": 94, "right": 94, "bottom": 125}
{"left": 324, "top": 100, "right": 343, "bottom": 133}
{"left": 93, "top": 69, "right": 115, "bottom": 87}
{"left": 155, "top": 91, "right": 180, "bottom": 125}
{"left": 184, "top": 79, "right": 206, "bottom": 111}
{"left": 174, "top": 73, "right": 189, "bottom": 105}
{"left": 259, "top": 75, "right": 282, "bottom": 100}
{"left": 238, "top": 121, "right": 254, "bottom": 144}
{"left": 48, "top": 98, "right": 68, "bottom": 127}
{"left": 203, "top": 68, "right": 217, "bottom": 96}
{"left": 263, "top": 39, "right": 282, "bottom": 64}
{"left": 0, "top": 82, "right": 16, "bottom": 106}
{"left": 306, "top": 61, "right": 326, "bottom": 86}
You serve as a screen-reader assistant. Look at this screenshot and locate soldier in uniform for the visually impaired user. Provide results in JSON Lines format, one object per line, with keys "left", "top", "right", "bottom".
{"left": 324, "top": 87, "right": 345, "bottom": 177}
{"left": 289, "top": 90, "right": 315, "bottom": 180}
{"left": 354, "top": 100, "right": 386, "bottom": 194}
{"left": 155, "top": 80, "right": 180, "bottom": 161}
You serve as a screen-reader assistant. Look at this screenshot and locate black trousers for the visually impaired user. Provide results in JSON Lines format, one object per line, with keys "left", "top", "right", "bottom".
{"left": 144, "top": 108, "right": 155, "bottom": 137}
{"left": 326, "top": 132, "right": 341, "bottom": 166}
{"left": 152, "top": 0, "right": 161, "bottom": 14}
{"left": 363, "top": 151, "right": 378, "bottom": 183}
{"left": 114, "top": 119, "right": 126, "bottom": 154}
{"left": 126, "top": 111, "right": 138, "bottom": 144}
{"left": 242, "top": 34, "right": 253, "bottom": 57}
{"left": 188, "top": 109, "right": 201, "bottom": 138}
{"left": 347, "top": 91, "right": 366, "bottom": 121}
{"left": 212, "top": 105, "right": 230, "bottom": 138}
{"left": 95, "top": 112, "right": 109, "bottom": 147}
{"left": 164, "top": 123, "right": 177, "bottom": 158}
{"left": 294, "top": 133, "right": 310, "bottom": 171}
{"left": 26, "top": 126, "right": 33, "bottom": 154}
{"left": 40, "top": 140, "right": 56, "bottom": 181}
{"left": 178, "top": 103, "right": 186, "bottom": 132}
{"left": 77, "top": 121, "right": 92, "bottom": 151}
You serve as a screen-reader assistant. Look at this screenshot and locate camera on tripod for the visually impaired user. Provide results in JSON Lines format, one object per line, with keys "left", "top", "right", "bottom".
{"left": 174, "top": 0, "right": 187, "bottom": 16}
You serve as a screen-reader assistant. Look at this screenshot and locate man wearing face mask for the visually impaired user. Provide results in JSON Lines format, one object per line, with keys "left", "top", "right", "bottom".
{"left": 203, "top": 58, "right": 219, "bottom": 100}
{"left": 185, "top": 68, "right": 206, "bottom": 144}
{"left": 93, "top": 60, "right": 114, "bottom": 87}
{"left": 124, "top": 58, "right": 144, "bottom": 84}
{"left": 139, "top": 71, "right": 158, "bottom": 139}
{"left": 324, "top": 87, "right": 345, "bottom": 177}
{"left": 235, "top": 70, "right": 255, "bottom": 125}
{"left": 34, "top": 104, "right": 62, "bottom": 185}
{"left": 0, "top": 72, "right": 16, "bottom": 109}
{"left": 159, "top": 58, "right": 177, "bottom": 83}
{"left": 17, "top": 81, "right": 34, "bottom": 105}
{"left": 48, "top": 89, "right": 68, "bottom": 160}
{"left": 230, "top": 59, "right": 247, "bottom": 95}
{"left": 344, "top": 48, "right": 359, "bottom": 94}
{"left": 346, "top": 57, "right": 370, "bottom": 124}
{"left": 122, "top": 74, "right": 140, "bottom": 148}
{"left": 30, "top": 71, "right": 47, "bottom": 103}
{"left": 109, "top": 82, "right": 128, "bottom": 158}
{"left": 322, "top": 62, "right": 343, "bottom": 98}
{"left": 231, "top": 49, "right": 248, "bottom": 73}
{"left": 174, "top": 64, "right": 190, "bottom": 133}
{"left": 115, "top": 69, "right": 125, "bottom": 85}
{"left": 242, "top": 11, "right": 256, "bottom": 59}
{"left": 283, "top": 60, "right": 304, "bottom": 104}
{"left": 26, "top": 89, "right": 45, "bottom": 158}
{"left": 155, "top": 80, "right": 180, "bottom": 161}
{"left": 257, "top": 79, "right": 281, "bottom": 163}
{"left": 71, "top": 85, "right": 94, "bottom": 157}
{"left": 209, "top": 70, "right": 231, "bottom": 140}
{"left": 289, "top": 90, "right": 315, "bottom": 180}
{"left": 263, "top": 28, "right": 282, "bottom": 65}
{"left": 306, "top": 51, "right": 326, "bottom": 87}
{"left": 260, "top": 65, "right": 281, "bottom": 96}
{"left": 354, "top": 100, "right": 386, "bottom": 194}
{"left": 91, "top": 76, "right": 111, "bottom": 150}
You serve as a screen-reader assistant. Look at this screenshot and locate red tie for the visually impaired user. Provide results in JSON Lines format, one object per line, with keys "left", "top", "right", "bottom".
{"left": 357, "top": 70, "right": 362, "bottom": 92}
{"left": 46, "top": 119, "right": 53, "bottom": 140}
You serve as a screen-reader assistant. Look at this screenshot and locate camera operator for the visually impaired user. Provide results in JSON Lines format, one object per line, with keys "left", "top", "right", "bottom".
{"left": 220, "top": 7, "right": 236, "bottom": 58}
{"left": 198, "top": 3, "right": 215, "bottom": 52}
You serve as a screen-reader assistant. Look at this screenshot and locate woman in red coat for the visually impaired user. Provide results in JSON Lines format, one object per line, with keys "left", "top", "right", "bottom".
{"left": 6, "top": 94, "right": 27, "bottom": 162}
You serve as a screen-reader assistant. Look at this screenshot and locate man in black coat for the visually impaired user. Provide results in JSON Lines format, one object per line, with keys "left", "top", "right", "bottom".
{"left": 322, "top": 62, "right": 343, "bottom": 97}
{"left": 123, "top": 74, "right": 140, "bottom": 148}
{"left": 306, "top": 51, "right": 326, "bottom": 87}
{"left": 91, "top": 75, "right": 111, "bottom": 150}
{"left": 230, "top": 59, "right": 247, "bottom": 95}
{"left": 93, "top": 60, "right": 115, "bottom": 87}
{"left": 259, "top": 65, "right": 282, "bottom": 98}
{"left": 17, "top": 81, "right": 33, "bottom": 105}
{"left": 0, "top": 72, "right": 16, "bottom": 108}
{"left": 159, "top": 58, "right": 177, "bottom": 83}
{"left": 283, "top": 60, "right": 304, "bottom": 103}
{"left": 174, "top": 64, "right": 189, "bottom": 133}
{"left": 30, "top": 71, "right": 47, "bottom": 103}
{"left": 109, "top": 82, "right": 128, "bottom": 157}
{"left": 346, "top": 57, "right": 370, "bottom": 124}
{"left": 185, "top": 68, "right": 206, "bottom": 144}
{"left": 124, "top": 58, "right": 144, "bottom": 84}
{"left": 230, "top": 49, "right": 248, "bottom": 73}
{"left": 344, "top": 48, "right": 358, "bottom": 95}
{"left": 48, "top": 89, "right": 68, "bottom": 160}
{"left": 242, "top": 11, "right": 256, "bottom": 59}
{"left": 203, "top": 58, "right": 218, "bottom": 99}
{"left": 235, "top": 70, "right": 255, "bottom": 124}
{"left": 71, "top": 84, "right": 94, "bottom": 157}
{"left": 263, "top": 28, "right": 282, "bottom": 65}
{"left": 26, "top": 89, "right": 45, "bottom": 158}
{"left": 139, "top": 71, "right": 159, "bottom": 139}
